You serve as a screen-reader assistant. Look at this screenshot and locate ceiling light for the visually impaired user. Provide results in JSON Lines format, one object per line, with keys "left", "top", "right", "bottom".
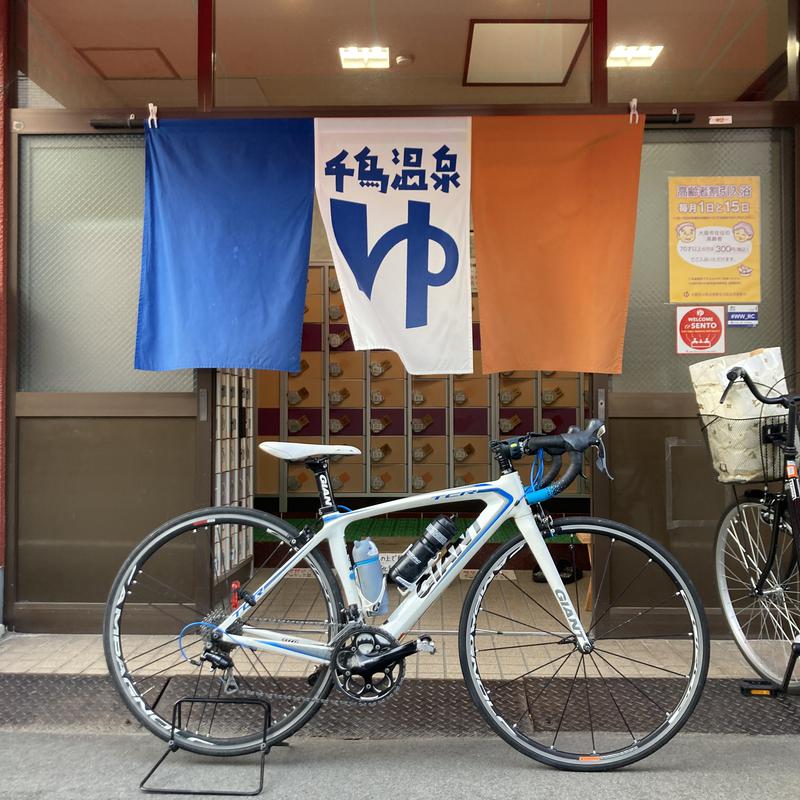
{"left": 339, "top": 46, "right": 390, "bottom": 69}
{"left": 607, "top": 45, "right": 664, "bottom": 68}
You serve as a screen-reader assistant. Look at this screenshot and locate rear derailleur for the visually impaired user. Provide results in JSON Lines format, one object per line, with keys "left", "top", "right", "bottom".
{"left": 192, "top": 620, "right": 243, "bottom": 694}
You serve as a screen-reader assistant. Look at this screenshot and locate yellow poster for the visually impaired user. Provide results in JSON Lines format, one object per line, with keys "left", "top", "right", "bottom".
{"left": 668, "top": 176, "right": 760, "bottom": 303}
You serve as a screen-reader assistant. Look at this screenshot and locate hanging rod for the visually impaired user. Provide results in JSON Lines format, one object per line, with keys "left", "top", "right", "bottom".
{"left": 90, "top": 115, "right": 144, "bottom": 130}
{"left": 645, "top": 112, "right": 695, "bottom": 125}
{"left": 90, "top": 111, "right": 697, "bottom": 131}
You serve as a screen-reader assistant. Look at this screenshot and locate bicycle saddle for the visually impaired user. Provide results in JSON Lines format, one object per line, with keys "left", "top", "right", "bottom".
{"left": 259, "top": 442, "right": 361, "bottom": 461}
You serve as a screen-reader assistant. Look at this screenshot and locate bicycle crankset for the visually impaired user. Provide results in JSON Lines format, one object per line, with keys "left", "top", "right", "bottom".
{"left": 332, "top": 626, "right": 423, "bottom": 703}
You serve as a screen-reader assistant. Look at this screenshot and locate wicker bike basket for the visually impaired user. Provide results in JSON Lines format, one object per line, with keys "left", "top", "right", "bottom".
{"left": 699, "top": 414, "right": 788, "bottom": 484}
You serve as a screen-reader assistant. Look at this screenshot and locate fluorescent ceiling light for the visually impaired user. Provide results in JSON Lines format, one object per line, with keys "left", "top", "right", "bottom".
{"left": 339, "top": 46, "right": 390, "bottom": 69}
{"left": 607, "top": 45, "right": 664, "bottom": 68}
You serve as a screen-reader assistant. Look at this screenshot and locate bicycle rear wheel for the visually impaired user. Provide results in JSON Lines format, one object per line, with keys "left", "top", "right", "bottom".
{"left": 459, "top": 517, "right": 709, "bottom": 771}
{"left": 104, "top": 507, "right": 343, "bottom": 756}
{"left": 715, "top": 499, "right": 800, "bottom": 692}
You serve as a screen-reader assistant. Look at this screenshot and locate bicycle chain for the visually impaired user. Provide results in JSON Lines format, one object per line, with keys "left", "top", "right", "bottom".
{"left": 221, "top": 622, "right": 404, "bottom": 708}
{"left": 227, "top": 678, "right": 399, "bottom": 709}
{"left": 244, "top": 617, "right": 334, "bottom": 627}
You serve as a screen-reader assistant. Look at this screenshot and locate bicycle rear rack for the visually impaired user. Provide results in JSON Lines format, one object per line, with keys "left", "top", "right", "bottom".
{"left": 140, "top": 695, "right": 273, "bottom": 796}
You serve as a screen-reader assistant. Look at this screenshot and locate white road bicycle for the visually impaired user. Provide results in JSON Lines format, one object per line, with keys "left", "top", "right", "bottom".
{"left": 105, "top": 419, "right": 709, "bottom": 771}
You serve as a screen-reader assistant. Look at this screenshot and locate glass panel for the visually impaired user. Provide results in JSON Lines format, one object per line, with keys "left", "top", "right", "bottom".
{"left": 608, "top": 0, "right": 789, "bottom": 102}
{"left": 215, "top": 0, "right": 591, "bottom": 106}
{"left": 17, "top": 0, "right": 197, "bottom": 108}
{"left": 18, "top": 134, "right": 194, "bottom": 392}
{"left": 613, "top": 129, "right": 794, "bottom": 393}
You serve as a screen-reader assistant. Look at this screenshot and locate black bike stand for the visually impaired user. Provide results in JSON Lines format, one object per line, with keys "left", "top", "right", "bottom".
{"left": 140, "top": 696, "right": 272, "bottom": 797}
{"left": 739, "top": 640, "right": 800, "bottom": 698}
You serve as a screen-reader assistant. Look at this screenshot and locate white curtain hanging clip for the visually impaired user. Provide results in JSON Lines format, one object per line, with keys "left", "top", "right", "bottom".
{"left": 147, "top": 102, "right": 158, "bottom": 129}
{"left": 629, "top": 98, "right": 639, "bottom": 125}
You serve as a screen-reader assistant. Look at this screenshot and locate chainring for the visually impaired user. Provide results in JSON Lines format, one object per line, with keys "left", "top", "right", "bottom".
{"left": 332, "top": 626, "right": 405, "bottom": 704}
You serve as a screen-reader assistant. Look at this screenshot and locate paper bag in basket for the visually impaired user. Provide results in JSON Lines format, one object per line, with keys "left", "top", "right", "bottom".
{"left": 690, "top": 348, "right": 788, "bottom": 483}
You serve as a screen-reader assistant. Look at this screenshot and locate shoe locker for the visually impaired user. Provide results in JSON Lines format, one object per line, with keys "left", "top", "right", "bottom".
{"left": 256, "top": 264, "right": 592, "bottom": 509}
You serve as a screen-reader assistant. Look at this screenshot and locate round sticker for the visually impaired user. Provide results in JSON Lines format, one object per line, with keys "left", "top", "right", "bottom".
{"left": 679, "top": 307, "right": 722, "bottom": 351}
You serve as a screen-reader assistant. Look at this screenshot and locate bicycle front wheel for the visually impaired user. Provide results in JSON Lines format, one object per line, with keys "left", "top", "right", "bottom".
{"left": 715, "top": 499, "right": 800, "bottom": 693}
{"left": 104, "top": 507, "right": 343, "bottom": 756}
{"left": 459, "top": 517, "right": 709, "bottom": 771}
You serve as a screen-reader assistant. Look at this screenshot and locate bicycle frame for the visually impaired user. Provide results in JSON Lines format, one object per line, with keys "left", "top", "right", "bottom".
{"left": 214, "top": 470, "right": 591, "bottom": 663}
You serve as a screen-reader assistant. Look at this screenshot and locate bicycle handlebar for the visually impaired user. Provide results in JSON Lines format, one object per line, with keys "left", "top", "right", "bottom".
{"left": 719, "top": 366, "right": 794, "bottom": 407}
{"left": 521, "top": 418, "right": 605, "bottom": 457}
{"left": 491, "top": 418, "right": 609, "bottom": 496}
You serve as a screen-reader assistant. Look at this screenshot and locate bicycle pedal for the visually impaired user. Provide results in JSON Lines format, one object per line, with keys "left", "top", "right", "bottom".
{"left": 416, "top": 636, "right": 436, "bottom": 656}
{"left": 739, "top": 679, "right": 779, "bottom": 697}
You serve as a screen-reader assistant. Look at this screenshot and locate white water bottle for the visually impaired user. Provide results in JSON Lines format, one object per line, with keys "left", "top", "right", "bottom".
{"left": 352, "top": 538, "right": 388, "bottom": 615}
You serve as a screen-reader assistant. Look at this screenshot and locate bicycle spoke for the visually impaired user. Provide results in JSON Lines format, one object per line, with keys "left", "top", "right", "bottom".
{"left": 479, "top": 607, "right": 563, "bottom": 638}
{"left": 503, "top": 575, "right": 571, "bottom": 633}
{"left": 591, "top": 650, "right": 667, "bottom": 714}
{"left": 551, "top": 655, "right": 583, "bottom": 750}
{"left": 126, "top": 636, "right": 183, "bottom": 664}
{"left": 588, "top": 652, "right": 636, "bottom": 744}
{"left": 134, "top": 571, "right": 211, "bottom": 617}
{"left": 193, "top": 673, "right": 221, "bottom": 734}
{"left": 204, "top": 678, "right": 225, "bottom": 737}
{"left": 127, "top": 638, "right": 204, "bottom": 674}
{"left": 508, "top": 647, "right": 576, "bottom": 738}
{"left": 588, "top": 538, "right": 614, "bottom": 631}
{"left": 599, "top": 633, "right": 692, "bottom": 641}
{"left": 492, "top": 651, "right": 574, "bottom": 693}
{"left": 592, "top": 590, "right": 681, "bottom": 640}
{"left": 586, "top": 559, "right": 654, "bottom": 636}
{"left": 527, "top": 648, "right": 575, "bottom": 707}
{"left": 478, "top": 640, "right": 557, "bottom": 654}
{"left": 581, "top": 655, "right": 596, "bottom": 754}
{"left": 183, "top": 663, "right": 206, "bottom": 731}
{"left": 592, "top": 647, "right": 689, "bottom": 678}
{"left": 239, "top": 645, "right": 283, "bottom": 695}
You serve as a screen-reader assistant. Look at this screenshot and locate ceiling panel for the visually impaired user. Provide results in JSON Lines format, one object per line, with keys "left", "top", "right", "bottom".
{"left": 465, "top": 21, "right": 590, "bottom": 85}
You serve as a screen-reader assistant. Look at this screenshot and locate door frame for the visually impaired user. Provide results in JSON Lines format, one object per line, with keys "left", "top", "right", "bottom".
{"left": 591, "top": 126, "right": 800, "bottom": 635}
{"left": 3, "top": 115, "right": 214, "bottom": 631}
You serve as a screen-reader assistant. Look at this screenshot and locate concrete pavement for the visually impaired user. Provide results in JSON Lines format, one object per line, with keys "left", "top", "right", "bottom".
{"left": 0, "top": 731, "right": 798, "bottom": 800}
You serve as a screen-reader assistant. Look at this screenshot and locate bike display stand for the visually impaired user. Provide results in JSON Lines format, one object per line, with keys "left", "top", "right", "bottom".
{"left": 739, "top": 640, "right": 800, "bottom": 698}
{"left": 140, "top": 696, "right": 272, "bottom": 797}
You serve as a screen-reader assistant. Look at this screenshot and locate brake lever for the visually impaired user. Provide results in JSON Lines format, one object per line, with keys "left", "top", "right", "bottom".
{"left": 595, "top": 437, "right": 614, "bottom": 481}
{"left": 719, "top": 379, "right": 735, "bottom": 405}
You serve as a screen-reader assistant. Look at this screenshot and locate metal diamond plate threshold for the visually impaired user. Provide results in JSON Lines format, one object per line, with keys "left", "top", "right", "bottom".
{"left": 0, "top": 675, "right": 798, "bottom": 737}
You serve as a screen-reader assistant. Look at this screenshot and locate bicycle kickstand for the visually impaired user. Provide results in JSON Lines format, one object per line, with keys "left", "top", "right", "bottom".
{"left": 739, "top": 638, "right": 800, "bottom": 698}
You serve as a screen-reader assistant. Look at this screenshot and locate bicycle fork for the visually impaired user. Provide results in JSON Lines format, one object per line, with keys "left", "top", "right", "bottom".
{"left": 513, "top": 504, "right": 593, "bottom": 653}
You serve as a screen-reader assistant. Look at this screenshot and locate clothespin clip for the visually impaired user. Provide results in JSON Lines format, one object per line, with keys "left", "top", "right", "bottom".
{"left": 629, "top": 98, "right": 639, "bottom": 125}
{"left": 147, "top": 102, "right": 158, "bottom": 129}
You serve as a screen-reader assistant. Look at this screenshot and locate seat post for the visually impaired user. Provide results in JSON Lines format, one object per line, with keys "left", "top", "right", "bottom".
{"left": 305, "top": 458, "right": 338, "bottom": 515}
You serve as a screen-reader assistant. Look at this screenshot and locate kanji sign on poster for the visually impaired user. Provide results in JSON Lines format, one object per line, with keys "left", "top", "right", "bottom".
{"left": 676, "top": 306, "right": 726, "bottom": 355}
{"left": 668, "top": 176, "right": 760, "bottom": 304}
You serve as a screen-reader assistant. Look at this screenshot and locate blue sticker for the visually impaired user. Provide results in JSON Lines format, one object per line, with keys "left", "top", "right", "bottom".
{"left": 727, "top": 304, "right": 758, "bottom": 327}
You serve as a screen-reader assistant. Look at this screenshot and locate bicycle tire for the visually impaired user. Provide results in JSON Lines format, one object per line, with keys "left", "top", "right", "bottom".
{"left": 459, "top": 517, "right": 709, "bottom": 771}
{"left": 104, "top": 506, "right": 344, "bottom": 757}
{"left": 715, "top": 499, "right": 800, "bottom": 693}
